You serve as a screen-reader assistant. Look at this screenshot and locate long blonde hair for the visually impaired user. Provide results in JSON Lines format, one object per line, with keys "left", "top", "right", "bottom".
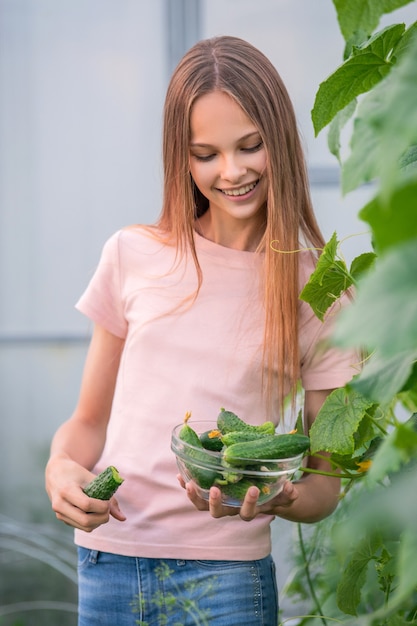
{"left": 157, "top": 35, "right": 326, "bottom": 414}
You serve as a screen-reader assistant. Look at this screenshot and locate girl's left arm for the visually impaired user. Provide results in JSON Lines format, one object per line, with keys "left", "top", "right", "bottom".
{"left": 256, "top": 388, "right": 340, "bottom": 523}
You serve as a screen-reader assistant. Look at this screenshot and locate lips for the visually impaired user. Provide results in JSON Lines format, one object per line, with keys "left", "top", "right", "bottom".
{"left": 220, "top": 180, "right": 259, "bottom": 197}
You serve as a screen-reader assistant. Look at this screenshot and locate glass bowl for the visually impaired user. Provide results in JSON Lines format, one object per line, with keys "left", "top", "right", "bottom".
{"left": 171, "top": 420, "right": 304, "bottom": 507}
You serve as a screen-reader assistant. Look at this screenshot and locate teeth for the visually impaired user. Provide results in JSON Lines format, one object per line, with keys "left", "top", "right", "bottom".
{"left": 222, "top": 182, "right": 257, "bottom": 196}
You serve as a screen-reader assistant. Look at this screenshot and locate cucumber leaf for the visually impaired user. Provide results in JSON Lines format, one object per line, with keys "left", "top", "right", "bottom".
{"left": 299, "top": 232, "right": 352, "bottom": 321}
{"left": 359, "top": 180, "right": 417, "bottom": 253}
{"left": 351, "top": 349, "right": 417, "bottom": 403}
{"left": 312, "top": 24, "right": 404, "bottom": 135}
{"left": 389, "top": 527, "right": 417, "bottom": 611}
{"left": 342, "top": 30, "right": 417, "bottom": 194}
{"left": 333, "top": 0, "right": 413, "bottom": 42}
{"left": 349, "top": 252, "right": 377, "bottom": 281}
{"left": 336, "top": 533, "right": 384, "bottom": 615}
{"left": 327, "top": 100, "right": 357, "bottom": 162}
{"left": 309, "top": 387, "right": 374, "bottom": 455}
{"left": 367, "top": 419, "right": 417, "bottom": 483}
{"left": 333, "top": 239, "right": 417, "bottom": 357}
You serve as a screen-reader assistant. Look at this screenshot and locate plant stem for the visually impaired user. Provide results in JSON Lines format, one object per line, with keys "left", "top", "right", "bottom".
{"left": 297, "top": 523, "right": 329, "bottom": 626}
{"left": 366, "top": 413, "right": 389, "bottom": 436}
{"left": 301, "top": 467, "right": 354, "bottom": 479}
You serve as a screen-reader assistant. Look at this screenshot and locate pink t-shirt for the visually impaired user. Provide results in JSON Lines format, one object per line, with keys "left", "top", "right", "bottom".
{"left": 74, "top": 226, "right": 357, "bottom": 560}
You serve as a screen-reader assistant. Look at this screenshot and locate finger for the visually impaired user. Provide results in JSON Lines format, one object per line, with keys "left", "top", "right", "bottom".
{"left": 238, "top": 486, "right": 260, "bottom": 522}
{"left": 208, "top": 485, "right": 226, "bottom": 518}
{"left": 276, "top": 480, "right": 298, "bottom": 506}
{"left": 109, "top": 497, "right": 126, "bottom": 522}
{"left": 185, "top": 481, "right": 210, "bottom": 511}
{"left": 54, "top": 506, "right": 110, "bottom": 532}
{"left": 257, "top": 481, "right": 299, "bottom": 515}
{"left": 177, "top": 473, "right": 186, "bottom": 489}
{"left": 52, "top": 489, "right": 111, "bottom": 531}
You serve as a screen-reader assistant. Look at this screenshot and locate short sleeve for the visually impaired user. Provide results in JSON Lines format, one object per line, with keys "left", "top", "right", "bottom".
{"left": 75, "top": 231, "right": 128, "bottom": 338}
{"left": 299, "top": 293, "right": 360, "bottom": 390}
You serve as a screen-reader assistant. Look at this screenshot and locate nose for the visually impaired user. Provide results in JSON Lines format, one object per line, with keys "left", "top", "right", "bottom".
{"left": 220, "top": 154, "right": 247, "bottom": 183}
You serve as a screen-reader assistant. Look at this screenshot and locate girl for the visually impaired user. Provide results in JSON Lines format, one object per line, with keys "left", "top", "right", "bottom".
{"left": 46, "top": 36, "right": 357, "bottom": 626}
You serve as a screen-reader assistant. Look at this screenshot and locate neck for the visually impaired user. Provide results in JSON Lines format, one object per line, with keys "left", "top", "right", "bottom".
{"left": 196, "top": 212, "right": 265, "bottom": 252}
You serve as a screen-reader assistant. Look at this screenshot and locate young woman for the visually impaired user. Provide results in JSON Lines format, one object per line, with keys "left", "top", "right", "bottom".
{"left": 45, "top": 36, "right": 357, "bottom": 626}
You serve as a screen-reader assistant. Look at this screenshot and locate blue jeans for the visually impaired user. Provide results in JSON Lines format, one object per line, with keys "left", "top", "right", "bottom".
{"left": 77, "top": 548, "right": 278, "bottom": 626}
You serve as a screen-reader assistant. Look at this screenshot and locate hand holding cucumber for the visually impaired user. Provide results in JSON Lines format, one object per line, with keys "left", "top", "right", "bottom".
{"left": 45, "top": 456, "right": 126, "bottom": 532}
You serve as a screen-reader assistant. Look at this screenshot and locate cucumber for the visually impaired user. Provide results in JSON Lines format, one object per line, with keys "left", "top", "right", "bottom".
{"left": 179, "top": 423, "right": 219, "bottom": 489}
{"left": 199, "top": 429, "right": 224, "bottom": 452}
{"left": 217, "top": 408, "right": 275, "bottom": 436}
{"left": 83, "top": 466, "right": 124, "bottom": 500}
{"left": 179, "top": 422, "right": 203, "bottom": 447}
{"left": 218, "top": 478, "right": 255, "bottom": 501}
{"left": 223, "top": 433, "right": 310, "bottom": 466}
{"left": 221, "top": 430, "right": 271, "bottom": 447}
{"left": 219, "top": 478, "right": 272, "bottom": 501}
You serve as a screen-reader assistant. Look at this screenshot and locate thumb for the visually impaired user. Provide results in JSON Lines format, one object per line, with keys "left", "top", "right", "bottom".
{"left": 109, "top": 497, "right": 126, "bottom": 522}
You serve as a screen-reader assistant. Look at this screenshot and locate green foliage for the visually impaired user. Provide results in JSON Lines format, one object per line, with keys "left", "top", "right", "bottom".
{"left": 309, "top": 388, "right": 375, "bottom": 456}
{"left": 299, "top": 233, "right": 353, "bottom": 321}
{"left": 312, "top": 24, "right": 405, "bottom": 136}
{"left": 333, "top": 0, "right": 413, "bottom": 42}
{"left": 341, "top": 24, "right": 417, "bottom": 195}
{"left": 285, "top": 0, "right": 417, "bottom": 624}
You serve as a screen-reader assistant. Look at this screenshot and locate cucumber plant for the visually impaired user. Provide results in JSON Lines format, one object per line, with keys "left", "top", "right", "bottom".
{"left": 281, "top": 0, "right": 417, "bottom": 624}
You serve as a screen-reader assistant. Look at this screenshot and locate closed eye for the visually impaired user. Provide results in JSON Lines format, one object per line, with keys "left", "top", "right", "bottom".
{"left": 191, "top": 153, "right": 216, "bottom": 162}
{"left": 242, "top": 141, "right": 264, "bottom": 153}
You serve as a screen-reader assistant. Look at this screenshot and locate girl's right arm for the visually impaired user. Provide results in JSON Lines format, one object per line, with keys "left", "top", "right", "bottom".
{"left": 45, "top": 324, "right": 126, "bottom": 532}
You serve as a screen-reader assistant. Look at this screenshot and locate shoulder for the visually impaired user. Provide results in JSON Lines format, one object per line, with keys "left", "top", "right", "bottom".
{"left": 101, "top": 225, "right": 171, "bottom": 259}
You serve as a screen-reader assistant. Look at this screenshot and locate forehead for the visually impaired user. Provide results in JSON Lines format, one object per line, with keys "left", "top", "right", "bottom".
{"left": 190, "top": 91, "right": 258, "bottom": 143}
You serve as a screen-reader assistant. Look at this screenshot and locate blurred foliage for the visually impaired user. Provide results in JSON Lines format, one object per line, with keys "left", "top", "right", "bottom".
{"left": 285, "top": 0, "right": 417, "bottom": 624}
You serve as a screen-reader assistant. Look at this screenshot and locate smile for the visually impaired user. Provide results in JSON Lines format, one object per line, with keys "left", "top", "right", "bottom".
{"left": 220, "top": 181, "right": 259, "bottom": 197}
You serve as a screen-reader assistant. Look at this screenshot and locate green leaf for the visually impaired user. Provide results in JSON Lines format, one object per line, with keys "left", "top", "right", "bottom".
{"left": 333, "top": 0, "right": 413, "bottom": 42}
{"left": 359, "top": 180, "right": 417, "bottom": 253}
{"left": 312, "top": 24, "right": 404, "bottom": 135}
{"left": 391, "top": 19, "right": 417, "bottom": 62}
{"left": 342, "top": 31, "right": 417, "bottom": 194}
{"left": 333, "top": 239, "right": 417, "bottom": 357}
{"left": 335, "top": 466, "right": 417, "bottom": 543}
{"left": 327, "top": 100, "right": 357, "bottom": 162}
{"left": 310, "top": 387, "right": 374, "bottom": 455}
{"left": 332, "top": 467, "right": 417, "bottom": 626}
{"left": 400, "top": 362, "right": 417, "bottom": 393}
{"left": 399, "top": 144, "right": 417, "bottom": 173}
{"left": 341, "top": 83, "right": 387, "bottom": 193}
{"left": 351, "top": 349, "right": 417, "bottom": 403}
{"left": 349, "top": 252, "right": 377, "bottom": 281}
{"left": 294, "top": 409, "right": 304, "bottom": 434}
{"left": 390, "top": 527, "right": 417, "bottom": 608}
{"left": 367, "top": 420, "right": 417, "bottom": 482}
{"left": 378, "top": 31, "right": 417, "bottom": 195}
{"left": 299, "top": 232, "right": 352, "bottom": 321}
{"left": 336, "top": 534, "right": 383, "bottom": 615}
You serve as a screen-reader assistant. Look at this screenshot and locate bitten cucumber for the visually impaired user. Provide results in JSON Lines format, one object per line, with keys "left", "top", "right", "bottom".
{"left": 223, "top": 433, "right": 310, "bottom": 466}
{"left": 83, "top": 466, "right": 124, "bottom": 500}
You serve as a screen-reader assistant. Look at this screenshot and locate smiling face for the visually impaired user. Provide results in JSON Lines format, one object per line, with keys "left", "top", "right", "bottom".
{"left": 189, "top": 91, "right": 268, "bottom": 248}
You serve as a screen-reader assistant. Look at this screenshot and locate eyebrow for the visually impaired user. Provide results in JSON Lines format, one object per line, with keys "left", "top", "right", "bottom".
{"left": 189, "top": 131, "right": 261, "bottom": 149}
